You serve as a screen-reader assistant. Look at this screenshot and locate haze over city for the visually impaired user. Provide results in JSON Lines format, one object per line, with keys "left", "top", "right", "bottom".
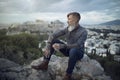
{"left": 0, "top": 0, "right": 120, "bottom": 24}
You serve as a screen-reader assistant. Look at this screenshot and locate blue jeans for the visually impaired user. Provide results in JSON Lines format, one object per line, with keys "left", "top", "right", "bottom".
{"left": 44, "top": 39, "right": 84, "bottom": 74}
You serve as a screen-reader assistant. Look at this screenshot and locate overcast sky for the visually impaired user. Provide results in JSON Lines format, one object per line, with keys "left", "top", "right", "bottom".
{"left": 0, "top": 0, "right": 120, "bottom": 24}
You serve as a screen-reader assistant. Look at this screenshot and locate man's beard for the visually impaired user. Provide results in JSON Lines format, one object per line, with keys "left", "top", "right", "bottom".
{"left": 68, "top": 26, "right": 75, "bottom": 32}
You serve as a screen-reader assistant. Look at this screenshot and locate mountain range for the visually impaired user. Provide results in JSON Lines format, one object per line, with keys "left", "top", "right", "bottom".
{"left": 99, "top": 19, "right": 120, "bottom": 25}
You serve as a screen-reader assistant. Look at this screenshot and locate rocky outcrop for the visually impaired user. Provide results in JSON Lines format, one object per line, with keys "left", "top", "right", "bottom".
{"left": 0, "top": 55, "right": 111, "bottom": 80}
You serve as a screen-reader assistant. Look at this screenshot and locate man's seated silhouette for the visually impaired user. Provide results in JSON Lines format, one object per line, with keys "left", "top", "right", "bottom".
{"left": 31, "top": 12, "right": 88, "bottom": 80}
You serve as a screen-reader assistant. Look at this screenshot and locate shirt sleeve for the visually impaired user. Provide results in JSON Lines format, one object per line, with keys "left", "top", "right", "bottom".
{"left": 46, "top": 28, "right": 67, "bottom": 49}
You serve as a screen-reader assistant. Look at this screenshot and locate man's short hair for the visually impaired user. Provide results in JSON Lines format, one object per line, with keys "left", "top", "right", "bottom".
{"left": 67, "top": 12, "right": 81, "bottom": 21}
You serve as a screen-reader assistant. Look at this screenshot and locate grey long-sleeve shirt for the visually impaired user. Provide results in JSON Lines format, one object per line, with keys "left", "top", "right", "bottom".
{"left": 47, "top": 25, "right": 88, "bottom": 49}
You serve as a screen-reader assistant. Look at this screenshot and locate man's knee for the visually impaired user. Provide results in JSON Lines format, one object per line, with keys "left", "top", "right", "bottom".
{"left": 69, "top": 48, "right": 78, "bottom": 57}
{"left": 52, "top": 39, "right": 62, "bottom": 43}
{"left": 69, "top": 48, "right": 84, "bottom": 60}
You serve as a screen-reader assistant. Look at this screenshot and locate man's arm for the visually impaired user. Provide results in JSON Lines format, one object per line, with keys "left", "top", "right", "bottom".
{"left": 47, "top": 28, "right": 67, "bottom": 43}
{"left": 43, "top": 28, "right": 67, "bottom": 57}
{"left": 46, "top": 28, "right": 67, "bottom": 49}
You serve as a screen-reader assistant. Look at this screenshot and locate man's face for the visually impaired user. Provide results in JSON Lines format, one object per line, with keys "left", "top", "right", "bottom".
{"left": 67, "top": 15, "right": 78, "bottom": 26}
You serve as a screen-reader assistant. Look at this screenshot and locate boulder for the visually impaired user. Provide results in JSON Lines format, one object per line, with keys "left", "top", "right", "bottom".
{"left": 0, "top": 54, "right": 112, "bottom": 80}
{"left": 31, "top": 54, "right": 111, "bottom": 80}
{"left": 0, "top": 58, "right": 20, "bottom": 70}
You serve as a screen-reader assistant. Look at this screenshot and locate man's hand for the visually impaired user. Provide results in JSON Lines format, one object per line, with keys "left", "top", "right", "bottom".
{"left": 43, "top": 48, "right": 50, "bottom": 58}
{"left": 52, "top": 43, "right": 66, "bottom": 51}
{"left": 52, "top": 43, "right": 60, "bottom": 51}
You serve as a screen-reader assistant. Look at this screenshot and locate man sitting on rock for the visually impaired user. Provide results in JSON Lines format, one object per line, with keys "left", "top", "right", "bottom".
{"left": 31, "top": 12, "right": 88, "bottom": 80}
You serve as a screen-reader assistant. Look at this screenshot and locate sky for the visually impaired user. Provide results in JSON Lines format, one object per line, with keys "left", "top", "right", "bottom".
{"left": 0, "top": 0, "right": 120, "bottom": 24}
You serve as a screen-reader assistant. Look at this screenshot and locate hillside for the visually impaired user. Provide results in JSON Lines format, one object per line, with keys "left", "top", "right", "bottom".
{"left": 99, "top": 19, "right": 120, "bottom": 25}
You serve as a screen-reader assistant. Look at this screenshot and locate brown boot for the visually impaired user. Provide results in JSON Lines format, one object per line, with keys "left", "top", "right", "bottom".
{"left": 31, "top": 60, "right": 49, "bottom": 70}
{"left": 63, "top": 73, "right": 72, "bottom": 80}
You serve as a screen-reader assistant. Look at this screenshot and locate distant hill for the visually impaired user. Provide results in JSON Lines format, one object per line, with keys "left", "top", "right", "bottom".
{"left": 99, "top": 19, "right": 120, "bottom": 25}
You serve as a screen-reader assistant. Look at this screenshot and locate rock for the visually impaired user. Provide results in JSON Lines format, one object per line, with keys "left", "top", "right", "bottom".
{"left": 31, "top": 54, "right": 110, "bottom": 80}
{"left": 0, "top": 54, "right": 112, "bottom": 80}
{"left": 27, "top": 70, "right": 52, "bottom": 80}
{"left": 0, "top": 58, "right": 52, "bottom": 80}
{"left": 0, "top": 58, "right": 20, "bottom": 70}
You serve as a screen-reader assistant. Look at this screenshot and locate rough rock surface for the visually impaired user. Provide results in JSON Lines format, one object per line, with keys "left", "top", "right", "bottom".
{"left": 0, "top": 55, "right": 112, "bottom": 80}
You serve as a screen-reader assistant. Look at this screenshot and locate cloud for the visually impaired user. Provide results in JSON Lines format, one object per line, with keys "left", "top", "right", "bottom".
{"left": 0, "top": 0, "right": 63, "bottom": 13}
{"left": 0, "top": 11, "right": 116, "bottom": 24}
{"left": 0, "top": 0, "right": 32, "bottom": 13}
{"left": 0, "top": 0, "right": 120, "bottom": 13}
{"left": 0, "top": 0, "right": 120, "bottom": 24}
{"left": 46, "top": 0, "right": 74, "bottom": 12}
{"left": 0, "top": 12, "right": 67, "bottom": 23}
{"left": 70, "top": 0, "right": 120, "bottom": 12}
{"left": 81, "top": 11, "right": 116, "bottom": 24}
